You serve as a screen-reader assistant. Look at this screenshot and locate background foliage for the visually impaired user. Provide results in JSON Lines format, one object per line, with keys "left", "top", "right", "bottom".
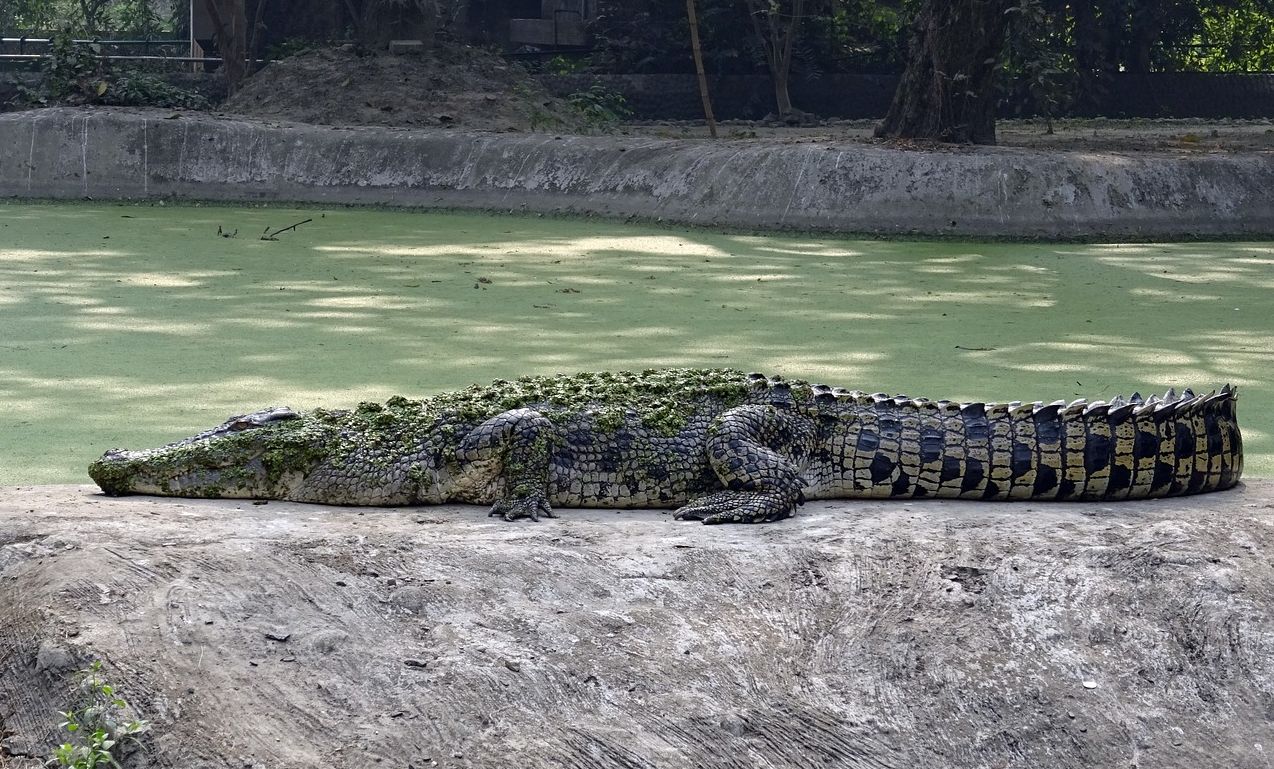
{"left": 3, "top": 0, "right": 1274, "bottom": 118}
{"left": 2, "top": 0, "right": 180, "bottom": 36}
{"left": 4, "top": 0, "right": 1272, "bottom": 76}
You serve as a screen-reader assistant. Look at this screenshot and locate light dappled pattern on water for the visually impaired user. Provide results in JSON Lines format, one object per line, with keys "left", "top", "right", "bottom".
{"left": 1, "top": 202, "right": 1270, "bottom": 484}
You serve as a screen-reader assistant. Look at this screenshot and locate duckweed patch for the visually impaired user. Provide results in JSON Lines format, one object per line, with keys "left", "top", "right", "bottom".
{"left": 3, "top": 202, "right": 1272, "bottom": 482}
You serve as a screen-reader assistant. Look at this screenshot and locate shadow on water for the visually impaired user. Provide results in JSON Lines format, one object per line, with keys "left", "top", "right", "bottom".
{"left": 1, "top": 202, "right": 1270, "bottom": 484}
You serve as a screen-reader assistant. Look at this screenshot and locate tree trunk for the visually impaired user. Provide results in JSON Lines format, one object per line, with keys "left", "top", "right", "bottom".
{"left": 203, "top": 0, "right": 247, "bottom": 96}
{"left": 874, "top": 0, "right": 1015, "bottom": 145}
{"left": 773, "top": 70, "right": 794, "bottom": 115}
{"left": 686, "top": 0, "right": 718, "bottom": 138}
{"left": 742, "top": 0, "right": 806, "bottom": 118}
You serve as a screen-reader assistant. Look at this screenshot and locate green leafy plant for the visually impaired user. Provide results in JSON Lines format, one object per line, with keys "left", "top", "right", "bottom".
{"left": 41, "top": 27, "right": 109, "bottom": 104}
{"left": 528, "top": 105, "right": 562, "bottom": 131}
{"left": 25, "top": 28, "right": 208, "bottom": 109}
{"left": 546, "top": 54, "right": 588, "bottom": 75}
{"left": 107, "top": 71, "right": 209, "bottom": 109}
{"left": 48, "top": 660, "right": 149, "bottom": 769}
{"left": 566, "top": 83, "right": 632, "bottom": 130}
{"left": 1005, "top": 0, "right": 1071, "bottom": 133}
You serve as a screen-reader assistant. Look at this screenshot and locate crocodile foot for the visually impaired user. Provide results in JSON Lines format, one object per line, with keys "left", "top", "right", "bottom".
{"left": 489, "top": 490, "right": 555, "bottom": 522}
{"left": 674, "top": 489, "right": 800, "bottom": 525}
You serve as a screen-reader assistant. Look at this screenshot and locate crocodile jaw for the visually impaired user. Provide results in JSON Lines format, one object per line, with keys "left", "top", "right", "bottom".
{"left": 89, "top": 446, "right": 302, "bottom": 499}
{"left": 88, "top": 407, "right": 329, "bottom": 500}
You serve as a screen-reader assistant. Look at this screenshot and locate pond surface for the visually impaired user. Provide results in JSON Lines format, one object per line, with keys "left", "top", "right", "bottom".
{"left": 1, "top": 202, "right": 1269, "bottom": 483}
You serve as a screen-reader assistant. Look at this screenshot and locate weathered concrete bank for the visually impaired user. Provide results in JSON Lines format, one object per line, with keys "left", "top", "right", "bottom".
{"left": 3, "top": 107, "right": 1273, "bottom": 238}
{"left": 2, "top": 483, "right": 1274, "bottom": 768}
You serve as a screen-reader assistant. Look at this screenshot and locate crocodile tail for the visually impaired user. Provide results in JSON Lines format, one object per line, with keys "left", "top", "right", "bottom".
{"left": 815, "top": 385, "right": 1238, "bottom": 502}
{"left": 977, "top": 386, "right": 1243, "bottom": 501}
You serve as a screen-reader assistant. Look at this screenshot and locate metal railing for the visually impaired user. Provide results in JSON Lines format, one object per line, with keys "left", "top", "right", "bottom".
{"left": 1, "top": 36, "right": 188, "bottom": 53}
{"left": 0, "top": 37, "right": 231, "bottom": 70}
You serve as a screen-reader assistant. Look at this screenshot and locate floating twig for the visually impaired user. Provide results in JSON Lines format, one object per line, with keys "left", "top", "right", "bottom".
{"left": 260, "top": 218, "right": 312, "bottom": 240}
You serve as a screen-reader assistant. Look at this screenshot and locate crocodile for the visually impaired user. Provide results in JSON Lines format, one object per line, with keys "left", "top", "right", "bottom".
{"left": 88, "top": 369, "right": 1243, "bottom": 523}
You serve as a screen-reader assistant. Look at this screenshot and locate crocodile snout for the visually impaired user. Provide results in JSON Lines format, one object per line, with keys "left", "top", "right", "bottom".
{"left": 88, "top": 450, "right": 135, "bottom": 496}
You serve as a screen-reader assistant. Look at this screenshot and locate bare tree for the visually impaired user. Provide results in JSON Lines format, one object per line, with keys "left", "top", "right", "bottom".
{"left": 687, "top": 0, "right": 718, "bottom": 137}
{"left": 740, "top": 0, "right": 808, "bottom": 118}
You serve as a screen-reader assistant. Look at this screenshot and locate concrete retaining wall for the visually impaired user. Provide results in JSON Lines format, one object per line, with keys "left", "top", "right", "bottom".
{"left": 3, "top": 107, "right": 1273, "bottom": 238}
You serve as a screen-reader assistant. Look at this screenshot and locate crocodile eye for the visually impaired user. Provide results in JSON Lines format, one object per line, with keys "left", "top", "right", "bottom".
{"left": 228, "top": 407, "right": 298, "bottom": 431}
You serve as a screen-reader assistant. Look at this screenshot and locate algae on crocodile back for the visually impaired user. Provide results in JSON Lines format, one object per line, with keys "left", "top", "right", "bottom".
{"left": 1, "top": 202, "right": 1271, "bottom": 485}
{"left": 417, "top": 368, "right": 757, "bottom": 437}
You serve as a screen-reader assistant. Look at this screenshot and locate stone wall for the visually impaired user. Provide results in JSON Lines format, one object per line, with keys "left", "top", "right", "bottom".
{"left": 2, "top": 107, "right": 1273, "bottom": 239}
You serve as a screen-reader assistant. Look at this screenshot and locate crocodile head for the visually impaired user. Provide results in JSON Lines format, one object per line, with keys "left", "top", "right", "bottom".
{"left": 88, "top": 407, "right": 334, "bottom": 499}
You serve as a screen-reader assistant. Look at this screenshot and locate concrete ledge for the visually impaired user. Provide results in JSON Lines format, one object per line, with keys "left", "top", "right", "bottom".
{"left": 3, "top": 107, "right": 1273, "bottom": 238}
{"left": 2, "top": 483, "right": 1273, "bottom": 767}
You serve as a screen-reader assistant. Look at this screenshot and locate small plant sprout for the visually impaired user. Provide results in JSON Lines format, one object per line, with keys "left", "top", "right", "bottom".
{"left": 48, "top": 660, "right": 149, "bottom": 769}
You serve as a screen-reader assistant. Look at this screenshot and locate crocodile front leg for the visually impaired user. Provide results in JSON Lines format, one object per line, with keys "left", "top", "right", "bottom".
{"left": 675, "top": 405, "right": 815, "bottom": 524}
{"left": 458, "top": 408, "right": 556, "bottom": 521}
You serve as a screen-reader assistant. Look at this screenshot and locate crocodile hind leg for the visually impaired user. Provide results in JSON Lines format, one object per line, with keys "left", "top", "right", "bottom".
{"left": 675, "top": 405, "right": 815, "bottom": 524}
{"left": 458, "top": 408, "right": 556, "bottom": 521}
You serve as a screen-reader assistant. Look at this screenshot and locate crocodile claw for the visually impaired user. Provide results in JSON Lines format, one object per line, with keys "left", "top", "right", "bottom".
{"left": 674, "top": 489, "right": 799, "bottom": 525}
{"left": 489, "top": 492, "right": 555, "bottom": 522}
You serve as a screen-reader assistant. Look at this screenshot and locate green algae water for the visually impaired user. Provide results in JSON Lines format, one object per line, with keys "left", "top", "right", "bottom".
{"left": 1, "top": 202, "right": 1270, "bottom": 484}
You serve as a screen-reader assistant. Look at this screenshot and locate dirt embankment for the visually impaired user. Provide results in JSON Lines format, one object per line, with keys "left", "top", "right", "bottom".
{"left": 3, "top": 483, "right": 1273, "bottom": 769}
{"left": 221, "top": 45, "right": 591, "bottom": 133}
{"left": 214, "top": 46, "right": 1274, "bottom": 155}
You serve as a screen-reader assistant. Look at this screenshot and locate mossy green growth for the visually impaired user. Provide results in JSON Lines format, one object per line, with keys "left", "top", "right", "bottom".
{"left": 416, "top": 368, "right": 758, "bottom": 436}
{"left": 90, "top": 416, "right": 339, "bottom": 496}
